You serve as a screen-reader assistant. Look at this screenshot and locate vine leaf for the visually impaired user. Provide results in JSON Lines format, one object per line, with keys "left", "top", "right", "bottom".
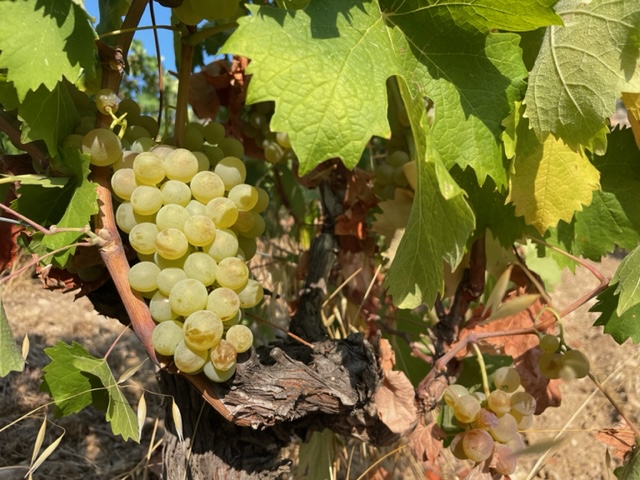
{"left": 42, "top": 341, "right": 140, "bottom": 442}
{"left": 591, "top": 283, "right": 640, "bottom": 344}
{"left": 222, "top": 0, "right": 530, "bottom": 186}
{"left": 611, "top": 245, "right": 640, "bottom": 316}
{"left": 524, "top": 0, "right": 640, "bottom": 146}
{"left": 622, "top": 92, "right": 640, "bottom": 148}
{"left": 0, "top": 291, "right": 25, "bottom": 377}
{"left": 507, "top": 111, "right": 600, "bottom": 234}
{"left": 0, "top": 0, "right": 97, "bottom": 101}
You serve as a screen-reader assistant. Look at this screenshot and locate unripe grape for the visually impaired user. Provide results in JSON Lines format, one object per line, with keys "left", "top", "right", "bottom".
{"left": 118, "top": 98, "right": 141, "bottom": 118}
{"left": 82, "top": 128, "right": 123, "bottom": 166}
{"left": 560, "top": 349, "right": 590, "bottom": 380}
{"left": 493, "top": 366, "right": 521, "bottom": 393}
{"left": 218, "top": 138, "right": 244, "bottom": 158}
{"left": 462, "top": 429, "right": 494, "bottom": 462}
{"left": 203, "top": 122, "right": 225, "bottom": 144}
{"left": 539, "top": 334, "right": 560, "bottom": 353}
{"left": 538, "top": 352, "right": 563, "bottom": 379}
{"left": 136, "top": 115, "right": 160, "bottom": 138}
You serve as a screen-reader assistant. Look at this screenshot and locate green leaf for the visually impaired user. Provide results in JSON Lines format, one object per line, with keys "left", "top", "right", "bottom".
{"left": 524, "top": 0, "right": 640, "bottom": 145}
{"left": 0, "top": 0, "right": 97, "bottom": 101}
{"left": 43, "top": 341, "right": 140, "bottom": 442}
{"left": 222, "top": 0, "right": 528, "bottom": 185}
{"left": 40, "top": 148, "right": 98, "bottom": 266}
{"left": 421, "top": 0, "right": 562, "bottom": 32}
{"left": 507, "top": 110, "right": 601, "bottom": 234}
{"left": 11, "top": 183, "right": 75, "bottom": 227}
{"left": 297, "top": 429, "right": 335, "bottom": 480}
{"left": 616, "top": 446, "right": 640, "bottom": 480}
{"left": 0, "top": 174, "right": 68, "bottom": 188}
{"left": 18, "top": 82, "right": 81, "bottom": 157}
{"left": 0, "top": 289, "right": 25, "bottom": 376}
{"left": 612, "top": 245, "right": 640, "bottom": 316}
{"left": 591, "top": 284, "right": 640, "bottom": 344}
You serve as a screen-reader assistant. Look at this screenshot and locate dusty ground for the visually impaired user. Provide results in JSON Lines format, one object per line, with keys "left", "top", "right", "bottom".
{"left": 0, "top": 255, "right": 638, "bottom": 480}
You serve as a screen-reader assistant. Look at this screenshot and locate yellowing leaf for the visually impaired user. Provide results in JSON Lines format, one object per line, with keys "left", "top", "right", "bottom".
{"left": 622, "top": 92, "right": 640, "bottom": 149}
{"left": 507, "top": 111, "right": 600, "bottom": 234}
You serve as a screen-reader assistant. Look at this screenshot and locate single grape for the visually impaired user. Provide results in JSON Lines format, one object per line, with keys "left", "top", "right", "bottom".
{"left": 156, "top": 204, "right": 190, "bottom": 231}
{"left": 203, "top": 361, "right": 236, "bottom": 383}
{"left": 115, "top": 202, "right": 140, "bottom": 234}
{"left": 111, "top": 168, "right": 138, "bottom": 201}
{"left": 539, "top": 334, "right": 560, "bottom": 353}
{"left": 492, "top": 443, "right": 517, "bottom": 476}
{"left": 375, "top": 163, "right": 395, "bottom": 186}
{"left": 252, "top": 187, "right": 270, "bottom": 214}
{"left": 203, "top": 122, "right": 225, "bottom": 144}
{"left": 149, "top": 291, "right": 179, "bottom": 322}
{"left": 114, "top": 150, "right": 137, "bottom": 171}
{"left": 130, "top": 185, "right": 163, "bottom": 216}
{"left": 183, "top": 310, "right": 223, "bottom": 351}
{"left": 118, "top": 98, "right": 141, "bottom": 118}
{"left": 487, "top": 390, "right": 511, "bottom": 416}
{"left": 194, "top": 151, "right": 210, "bottom": 172}
{"left": 183, "top": 215, "right": 217, "bottom": 247}
{"left": 205, "top": 228, "right": 239, "bottom": 262}
{"left": 184, "top": 122, "right": 204, "bottom": 151}
{"left": 511, "top": 411, "right": 533, "bottom": 430}
{"left": 154, "top": 251, "right": 189, "bottom": 270}
{"left": 443, "top": 384, "right": 469, "bottom": 408}
{"left": 462, "top": 429, "right": 494, "bottom": 462}
{"left": 236, "top": 279, "right": 264, "bottom": 309}
{"left": 216, "top": 257, "right": 249, "bottom": 290}
{"left": 136, "top": 115, "right": 160, "bottom": 138}
{"left": 161, "top": 180, "right": 192, "bottom": 207}
{"left": 538, "top": 352, "right": 563, "bottom": 379}
{"left": 150, "top": 144, "right": 176, "bottom": 160}
{"left": 82, "top": 128, "right": 123, "bottom": 166}
{"left": 237, "top": 236, "right": 258, "bottom": 261}
{"left": 152, "top": 320, "right": 184, "bottom": 356}
{"left": 190, "top": 171, "right": 225, "bottom": 204}
{"left": 205, "top": 197, "right": 239, "bottom": 229}
{"left": 210, "top": 339, "right": 237, "bottom": 371}
{"left": 387, "top": 150, "right": 410, "bottom": 167}
{"left": 240, "top": 213, "right": 265, "bottom": 238}
{"left": 95, "top": 88, "right": 119, "bottom": 115}
{"left": 164, "top": 148, "right": 199, "bottom": 183}
{"left": 173, "top": 340, "right": 208, "bottom": 373}
{"left": 169, "top": 278, "right": 208, "bottom": 316}
{"left": 155, "top": 228, "right": 190, "bottom": 260}
{"left": 276, "top": 131, "right": 291, "bottom": 149}
{"left": 124, "top": 125, "right": 151, "bottom": 144}
{"left": 218, "top": 138, "right": 244, "bottom": 158}
{"left": 156, "top": 267, "right": 188, "bottom": 297}
{"left": 560, "top": 349, "right": 590, "bottom": 380}
{"left": 493, "top": 366, "right": 521, "bottom": 393}
{"left": 185, "top": 199, "right": 207, "bottom": 216}
{"left": 133, "top": 151, "right": 165, "bottom": 185}
{"left": 206, "top": 287, "right": 240, "bottom": 322}
{"left": 183, "top": 252, "right": 217, "bottom": 287}
{"left": 128, "top": 261, "right": 160, "bottom": 292}
{"left": 233, "top": 211, "right": 256, "bottom": 235}
{"left": 449, "top": 432, "right": 468, "bottom": 460}
{"left": 214, "top": 156, "right": 247, "bottom": 190}
{"left": 128, "top": 222, "right": 159, "bottom": 255}
{"left": 203, "top": 144, "right": 224, "bottom": 166}
{"left": 225, "top": 324, "right": 253, "bottom": 353}
{"left": 510, "top": 391, "right": 536, "bottom": 416}
{"left": 474, "top": 408, "right": 498, "bottom": 430}
{"left": 264, "top": 143, "right": 284, "bottom": 164}
{"left": 228, "top": 184, "right": 258, "bottom": 211}
{"left": 489, "top": 412, "right": 519, "bottom": 443}
{"left": 453, "top": 394, "right": 481, "bottom": 424}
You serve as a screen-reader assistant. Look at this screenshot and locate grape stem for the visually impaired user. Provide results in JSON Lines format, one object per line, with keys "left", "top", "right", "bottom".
{"left": 97, "top": 24, "right": 177, "bottom": 40}
{"left": 0, "top": 202, "right": 92, "bottom": 237}
{"left": 471, "top": 343, "right": 491, "bottom": 398}
{"left": 174, "top": 27, "right": 196, "bottom": 148}
{"left": 245, "top": 312, "right": 314, "bottom": 348}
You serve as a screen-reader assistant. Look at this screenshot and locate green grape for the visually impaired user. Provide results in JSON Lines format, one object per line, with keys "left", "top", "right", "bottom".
{"left": 206, "top": 287, "right": 240, "bottom": 322}
{"left": 155, "top": 228, "right": 189, "bottom": 260}
{"left": 156, "top": 204, "right": 190, "bottom": 231}
{"left": 489, "top": 412, "right": 519, "bottom": 443}
{"left": 183, "top": 252, "right": 217, "bottom": 286}
{"left": 236, "top": 279, "right": 264, "bottom": 308}
{"left": 205, "top": 197, "right": 238, "bottom": 229}
{"left": 493, "top": 366, "right": 521, "bottom": 393}
{"left": 510, "top": 391, "right": 536, "bottom": 416}
{"left": 276, "top": 131, "right": 291, "bottom": 149}
{"left": 156, "top": 267, "right": 187, "bottom": 296}
{"left": 128, "top": 222, "right": 160, "bottom": 255}
{"left": 472, "top": 391, "right": 486, "bottom": 404}
{"left": 194, "top": 151, "right": 210, "bottom": 172}
{"left": 203, "top": 122, "right": 225, "bottom": 144}
{"left": 252, "top": 187, "right": 269, "bottom": 214}
{"left": 237, "top": 236, "right": 258, "bottom": 261}
{"left": 210, "top": 339, "right": 237, "bottom": 371}
{"left": 114, "top": 150, "right": 137, "bottom": 171}
{"left": 218, "top": 137, "right": 244, "bottom": 158}
{"left": 228, "top": 184, "right": 258, "bottom": 211}
{"left": 154, "top": 251, "right": 189, "bottom": 270}
{"left": 205, "top": 228, "right": 239, "bottom": 262}
{"left": 223, "top": 311, "right": 241, "bottom": 327}
{"left": 492, "top": 443, "right": 517, "bottom": 476}
{"left": 118, "top": 98, "right": 141, "bottom": 119}
{"left": 537, "top": 351, "right": 563, "bottom": 379}
{"left": 233, "top": 211, "right": 255, "bottom": 235}
{"left": 111, "top": 168, "right": 138, "bottom": 201}
{"left": 62, "top": 134, "right": 84, "bottom": 151}
{"left": 169, "top": 278, "right": 208, "bottom": 316}
{"left": 487, "top": 390, "right": 511, "bottom": 416}
{"left": 183, "top": 310, "right": 223, "bottom": 351}
{"left": 95, "top": 88, "right": 119, "bottom": 115}
{"left": 539, "top": 334, "right": 560, "bottom": 353}
{"left": 453, "top": 394, "right": 481, "bottom": 424}
{"left": 173, "top": 340, "right": 208, "bottom": 373}
{"left": 124, "top": 125, "right": 151, "bottom": 144}
{"left": 190, "top": 171, "right": 225, "bottom": 203}
{"left": 214, "top": 156, "right": 247, "bottom": 190}
{"left": 128, "top": 261, "right": 160, "bottom": 293}
{"left": 225, "top": 324, "right": 253, "bottom": 353}
{"left": 387, "top": 150, "right": 410, "bottom": 167}
{"left": 184, "top": 122, "right": 205, "bottom": 151}
{"left": 560, "top": 349, "right": 590, "bottom": 380}
{"left": 443, "top": 384, "right": 468, "bottom": 408}
{"left": 473, "top": 408, "right": 498, "bottom": 430}
{"left": 185, "top": 199, "right": 207, "bottom": 216}
{"left": 264, "top": 143, "right": 284, "bottom": 164}
{"left": 130, "top": 137, "right": 155, "bottom": 153}
{"left": 150, "top": 144, "right": 176, "bottom": 160}
{"left": 215, "top": 257, "right": 249, "bottom": 290}
{"left": 75, "top": 116, "right": 97, "bottom": 136}
{"left": 133, "top": 151, "right": 165, "bottom": 185}
{"left": 249, "top": 112, "right": 266, "bottom": 129}
{"left": 152, "top": 320, "right": 184, "bottom": 356}
{"left": 462, "top": 429, "right": 494, "bottom": 462}
{"left": 203, "top": 144, "right": 225, "bottom": 166}
{"left": 203, "top": 361, "right": 236, "bottom": 383}
{"left": 164, "top": 148, "right": 199, "bottom": 183}
{"left": 375, "top": 163, "right": 395, "bottom": 186}
{"left": 135, "top": 115, "right": 160, "bottom": 138}
{"left": 161, "top": 180, "right": 192, "bottom": 207}
{"left": 183, "top": 215, "right": 217, "bottom": 246}
{"left": 82, "top": 128, "right": 123, "bottom": 166}
{"left": 149, "top": 291, "right": 179, "bottom": 322}
{"left": 240, "top": 212, "right": 265, "bottom": 238}
{"left": 130, "top": 185, "right": 163, "bottom": 216}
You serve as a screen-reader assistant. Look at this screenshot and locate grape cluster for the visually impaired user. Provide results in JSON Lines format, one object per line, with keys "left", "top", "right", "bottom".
{"left": 71, "top": 93, "right": 268, "bottom": 383}
{"left": 537, "top": 334, "right": 590, "bottom": 381}
{"left": 242, "top": 102, "right": 296, "bottom": 164}
{"left": 444, "top": 367, "right": 535, "bottom": 475}
{"left": 372, "top": 150, "right": 412, "bottom": 200}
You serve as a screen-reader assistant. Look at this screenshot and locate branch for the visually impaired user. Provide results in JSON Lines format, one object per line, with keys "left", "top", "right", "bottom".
{"left": 0, "top": 109, "right": 48, "bottom": 166}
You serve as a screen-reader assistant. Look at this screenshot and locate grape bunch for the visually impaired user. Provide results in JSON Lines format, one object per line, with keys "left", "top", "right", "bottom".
{"left": 444, "top": 367, "right": 535, "bottom": 476}
{"left": 537, "top": 334, "right": 590, "bottom": 381}
{"left": 372, "top": 150, "right": 413, "bottom": 200}
{"left": 242, "top": 102, "right": 296, "bottom": 164}
{"left": 72, "top": 93, "right": 268, "bottom": 383}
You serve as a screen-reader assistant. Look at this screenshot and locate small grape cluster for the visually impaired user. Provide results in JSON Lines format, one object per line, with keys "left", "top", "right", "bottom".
{"left": 444, "top": 367, "right": 535, "bottom": 476}
{"left": 537, "top": 334, "right": 590, "bottom": 381}
{"left": 71, "top": 93, "right": 268, "bottom": 383}
{"left": 242, "top": 102, "right": 296, "bottom": 164}
{"left": 372, "top": 150, "right": 411, "bottom": 200}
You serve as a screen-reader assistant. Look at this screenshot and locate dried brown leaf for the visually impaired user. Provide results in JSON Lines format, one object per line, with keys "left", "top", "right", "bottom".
{"left": 596, "top": 421, "right": 637, "bottom": 460}
{"left": 374, "top": 370, "right": 418, "bottom": 435}
{"left": 408, "top": 419, "right": 445, "bottom": 464}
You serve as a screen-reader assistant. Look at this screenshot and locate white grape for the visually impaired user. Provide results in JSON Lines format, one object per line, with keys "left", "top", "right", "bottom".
{"left": 161, "top": 180, "right": 192, "bottom": 207}
{"left": 128, "top": 261, "right": 160, "bottom": 292}
{"left": 164, "top": 148, "right": 199, "bottom": 183}
{"left": 225, "top": 324, "right": 253, "bottom": 353}
{"left": 155, "top": 228, "right": 189, "bottom": 260}
{"left": 128, "top": 222, "right": 160, "bottom": 255}
{"left": 111, "top": 168, "right": 138, "bottom": 200}
{"left": 152, "top": 320, "right": 184, "bottom": 356}
{"left": 236, "top": 279, "right": 264, "bottom": 308}
{"left": 183, "top": 310, "right": 223, "bottom": 351}
{"left": 215, "top": 257, "right": 249, "bottom": 290}
{"left": 82, "top": 128, "right": 123, "bottom": 166}
{"left": 206, "top": 287, "right": 240, "bottom": 322}
{"left": 183, "top": 252, "right": 217, "bottom": 286}
{"left": 156, "top": 267, "right": 188, "bottom": 296}
{"left": 183, "top": 215, "right": 217, "bottom": 246}
{"left": 190, "top": 171, "right": 225, "bottom": 203}
{"left": 214, "top": 156, "right": 246, "bottom": 190}
{"left": 155, "top": 204, "right": 190, "bottom": 231}
{"left": 205, "top": 197, "right": 238, "bottom": 229}
{"left": 169, "top": 278, "right": 208, "bottom": 316}
{"left": 173, "top": 340, "right": 208, "bottom": 373}
{"left": 130, "top": 185, "right": 163, "bottom": 216}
